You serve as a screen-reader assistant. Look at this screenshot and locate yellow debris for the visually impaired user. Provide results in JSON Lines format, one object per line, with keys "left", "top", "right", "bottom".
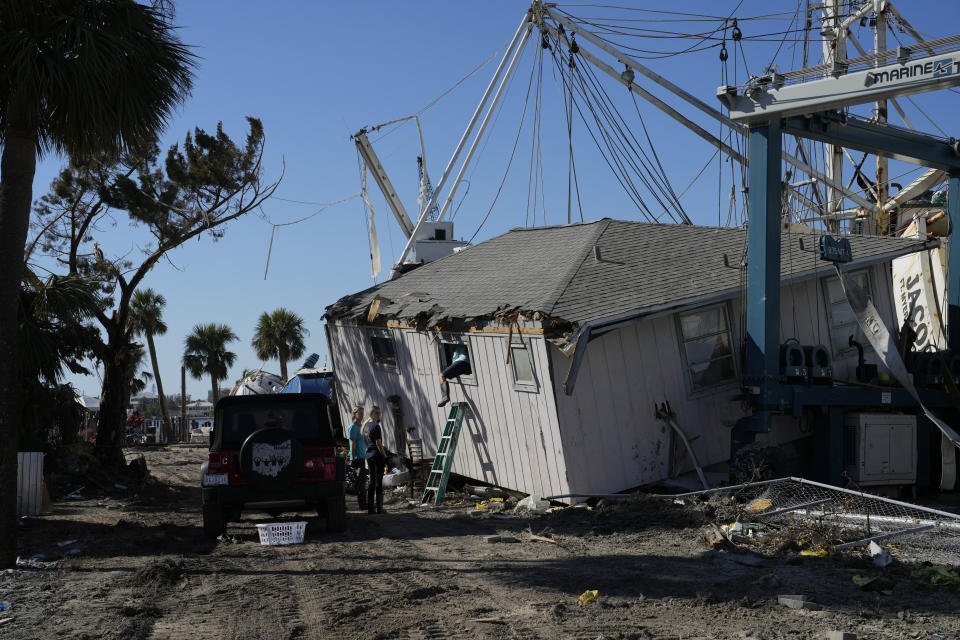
{"left": 578, "top": 590, "right": 599, "bottom": 605}
{"left": 746, "top": 498, "right": 773, "bottom": 512}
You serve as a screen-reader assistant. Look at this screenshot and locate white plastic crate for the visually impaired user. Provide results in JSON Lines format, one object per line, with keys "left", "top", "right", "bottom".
{"left": 256, "top": 521, "right": 307, "bottom": 546}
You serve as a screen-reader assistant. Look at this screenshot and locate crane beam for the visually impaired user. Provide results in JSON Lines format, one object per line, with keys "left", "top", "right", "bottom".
{"left": 721, "top": 41, "right": 960, "bottom": 122}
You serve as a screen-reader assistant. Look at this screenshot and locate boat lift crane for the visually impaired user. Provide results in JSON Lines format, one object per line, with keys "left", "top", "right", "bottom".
{"left": 719, "top": 35, "right": 960, "bottom": 485}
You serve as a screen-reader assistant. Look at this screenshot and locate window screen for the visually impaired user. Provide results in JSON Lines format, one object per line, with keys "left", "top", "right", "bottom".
{"left": 510, "top": 345, "right": 535, "bottom": 385}
{"left": 677, "top": 304, "right": 737, "bottom": 392}
{"left": 368, "top": 332, "right": 398, "bottom": 369}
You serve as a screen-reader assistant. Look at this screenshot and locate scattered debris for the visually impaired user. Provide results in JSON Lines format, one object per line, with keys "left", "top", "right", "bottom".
{"left": 752, "top": 572, "right": 780, "bottom": 587}
{"left": 114, "top": 483, "right": 128, "bottom": 491}
{"left": 528, "top": 533, "right": 558, "bottom": 545}
{"left": 472, "top": 617, "right": 505, "bottom": 624}
{"left": 799, "top": 549, "right": 828, "bottom": 557}
{"left": 868, "top": 541, "right": 893, "bottom": 568}
{"left": 485, "top": 535, "right": 520, "bottom": 544}
{"left": 382, "top": 469, "right": 410, "bottom": 489}
{"left": 0, "top": 602, "right": 12, "bottom": 611}
{"left": 851, "top": 573, "right": 896, "bottom": 593}
{"left": 777, "top": 594, "right": 819, "bottom": 610}
{"left": 910, "top": 563, "right": 960, "bottom": 586}
{"left": 0, "top": 618, "right": 12, "bottom": 627}
{"left": 826, "top": 632, "right": 857, "bottom": 640}
{"left": 577, "top": 590, "right": 599, "bottom": 605}
{"left": 55, "top": 539, "right": 78, "bottom": 548}
{"left": 746, "top": 498, "right": 773, "bottom": 513}
{"left": 465, "top": 484, "right": 510, "bottom": 499}
{"left": 516, "top": 495, "right": 551, "bottom": 515}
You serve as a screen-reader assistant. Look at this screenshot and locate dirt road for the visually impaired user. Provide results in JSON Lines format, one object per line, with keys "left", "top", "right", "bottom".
{"left": 2, "top": 447, "right": 959, "bottom": 639}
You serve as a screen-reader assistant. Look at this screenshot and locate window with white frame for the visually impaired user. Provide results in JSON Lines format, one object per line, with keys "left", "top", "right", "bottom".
{"left": 823, "top": 270, "right": 871, "bottom": 357}
{"left": 509, "top": 343, "right": 537, "bottom": 391}
{"left": 367, "top": 329, "right": 398, "bottom": 371}
{"left": 677, "top": 304, "right": 737, "bottom": 392}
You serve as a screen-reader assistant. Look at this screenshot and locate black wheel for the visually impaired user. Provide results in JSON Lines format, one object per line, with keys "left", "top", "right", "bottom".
{"left": 202, "top": 504, "right": 226, "bottom": 539}
{"left": 323, "top": 495, "right": 346, "bottom": 533}
{"left": 239, "top": 427, "right": 304, "bottom": 491}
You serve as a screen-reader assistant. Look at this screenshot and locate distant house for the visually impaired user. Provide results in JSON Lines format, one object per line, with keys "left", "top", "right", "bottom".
{"left": 324, "top": 219, "right": 928, "bottom": 499}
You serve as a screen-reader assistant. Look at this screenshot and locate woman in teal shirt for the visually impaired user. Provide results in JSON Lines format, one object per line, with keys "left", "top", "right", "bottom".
{"left": 347, "top": 406, "right": 367, "bottom": 510}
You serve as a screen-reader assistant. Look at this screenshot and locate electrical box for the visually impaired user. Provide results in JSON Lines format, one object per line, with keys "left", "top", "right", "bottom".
{"left": 844, "top": 413, "right": 917, "bottom": 485}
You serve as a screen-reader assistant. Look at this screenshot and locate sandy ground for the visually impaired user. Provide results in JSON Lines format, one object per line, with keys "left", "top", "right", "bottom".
{"left": 1, "top": 447, "right": 960, "bottom": 640}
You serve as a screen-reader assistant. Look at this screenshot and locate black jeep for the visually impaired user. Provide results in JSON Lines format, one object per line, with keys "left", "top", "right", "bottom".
{"left": 200, "top": 393, "right": 346, "bottom": 538}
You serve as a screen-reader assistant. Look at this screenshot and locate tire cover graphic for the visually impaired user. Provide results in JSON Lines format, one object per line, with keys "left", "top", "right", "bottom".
{"left": 240, "top": 428, "right": 303, "bottom": 490}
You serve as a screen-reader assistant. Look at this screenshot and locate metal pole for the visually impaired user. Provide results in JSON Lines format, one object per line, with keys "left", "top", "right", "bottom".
{"left": 437, "top": 25, "right": 533, "bottom": 220}
{"left": 180, "top": 366, "right": 187, "bottom": 442}
{"left": 391, "top": 11, "right": 531, "bottom": 276}
{"left": 874, "top": 0, "right": 890, "bottom": 233}
{"left": 948, "top": 171, "right": 960, "bottom": 353}
{"left": 823, "top": 0, "right": 845, "bottom": 234}
{"left": 745, "top": 120, "right": 783, "bottom": 391}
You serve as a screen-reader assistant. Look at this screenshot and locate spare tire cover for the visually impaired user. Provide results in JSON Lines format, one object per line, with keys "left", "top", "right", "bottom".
{"left": 240, "top": 428, "right": 304, "bottom": 491}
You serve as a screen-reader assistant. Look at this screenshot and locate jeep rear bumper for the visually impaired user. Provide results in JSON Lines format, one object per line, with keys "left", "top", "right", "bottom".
{"left": 203, "top": 481, "right": 345, "bottom": 508}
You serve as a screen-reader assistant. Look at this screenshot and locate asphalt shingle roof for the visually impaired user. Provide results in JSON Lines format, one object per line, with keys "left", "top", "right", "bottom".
{"left": 325, "top": 219, "right": 931, "bottom": 333}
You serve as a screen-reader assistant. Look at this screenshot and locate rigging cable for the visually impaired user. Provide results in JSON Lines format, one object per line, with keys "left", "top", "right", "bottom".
{"left": 468, "top": 43, "right": 539, "bottom": 243}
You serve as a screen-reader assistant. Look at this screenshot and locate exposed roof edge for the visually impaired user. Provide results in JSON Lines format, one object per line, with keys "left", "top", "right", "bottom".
{"left": 559, "top": 237, "right": 938, "bottom": 395}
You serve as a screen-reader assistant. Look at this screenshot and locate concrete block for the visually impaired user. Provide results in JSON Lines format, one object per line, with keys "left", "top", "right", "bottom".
{"left": 778, "top": 594, "right": 821, "bottom": 610}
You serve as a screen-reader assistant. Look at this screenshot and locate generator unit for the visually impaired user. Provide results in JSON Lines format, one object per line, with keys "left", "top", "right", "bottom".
{"left": 844, "top": 413, "right": 917, "bottom": 486}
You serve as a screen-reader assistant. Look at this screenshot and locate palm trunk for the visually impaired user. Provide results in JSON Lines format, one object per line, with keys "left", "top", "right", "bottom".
{"left": 146, "top": 333, "right": 171, "bottom": 442}
{"left": 0, "top": 123, "right": 38, "bottom": 568}
{"left": 280, "top": 358, "right": 288, "bottom": 382}
{"left": 210, "top": 373, "right": 219, "bottom": 405}
{"left": 95, "top": 330, "right": 137, "bottom": 468}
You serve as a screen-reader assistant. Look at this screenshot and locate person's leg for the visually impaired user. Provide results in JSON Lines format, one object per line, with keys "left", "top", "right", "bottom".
{"left": 442, "top": 359, "right": 471, "bottom": 380}
{"left": 355, "top": 461, "right": 368, "bottom": 510}
{"left": 373, "top": 456, "right": 385, "bottom": 512}
{"left": 366, "top": 458, "right": 376, "bottom": 513}
{"left": 437, "top": 379, "right": 450, "bottom": 407}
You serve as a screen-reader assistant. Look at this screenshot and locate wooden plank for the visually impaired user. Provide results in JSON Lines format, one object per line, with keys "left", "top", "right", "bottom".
{"left": 17, "top": 452, "right": 43, "bottom": 517}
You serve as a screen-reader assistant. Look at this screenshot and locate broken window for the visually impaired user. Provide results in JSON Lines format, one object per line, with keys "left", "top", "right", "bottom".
{"left": 823, "top": 270, "right": 871, "bottom": 357}
{"left": 368, "top": 330, "right": 398, "bottom": 370}
{"left": 438, "top": 341, "right": 475, "bottom": 384}
{"left": 510, "top": 344, "right": 537, "bottom": 390}
{"left": 677, "top": 304, "right": 737, "bottom": 392}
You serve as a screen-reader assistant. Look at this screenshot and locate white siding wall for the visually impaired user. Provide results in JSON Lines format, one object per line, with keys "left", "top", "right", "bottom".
{"left": 550, "top": 267, "right": 900, "bottom": 494}
{"left": 327, "top": 322, "right": 570, "bottom": 498}
{"left": 549, "top": 315, "right": 745, "bottom": 495}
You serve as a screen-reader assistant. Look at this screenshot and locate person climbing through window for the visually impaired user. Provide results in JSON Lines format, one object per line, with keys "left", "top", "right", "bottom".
{"left": 347, "top": 406, "right": 368, "bottom": 511}
{"left": 438, "top": 344, "right": 471, "bottom": 407}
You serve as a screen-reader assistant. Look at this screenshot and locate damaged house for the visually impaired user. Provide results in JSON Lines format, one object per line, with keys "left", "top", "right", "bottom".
{"left": 324, "top": 219, "right": 930, "bottom": 499}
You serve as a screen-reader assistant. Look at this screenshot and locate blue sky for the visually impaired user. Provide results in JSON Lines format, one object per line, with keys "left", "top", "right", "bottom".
{"left": 28, "top": 1, "right": 960, "bottom": 400}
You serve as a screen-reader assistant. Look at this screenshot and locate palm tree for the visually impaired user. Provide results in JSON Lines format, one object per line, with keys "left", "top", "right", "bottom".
{"left": 0, "top": 0, "right": 194, "bottom": 567}
{"left": 251, "top": 308, "right": 308, "bottom": 381}
{"left": 129, "top": 289, "right": 172, "bottom": 442}
{"left": 183, "top": 324, "right": 238, "bottom": 405}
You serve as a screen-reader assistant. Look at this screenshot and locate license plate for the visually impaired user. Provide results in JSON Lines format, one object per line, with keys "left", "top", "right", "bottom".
{"left": 203, "top": 473, "right": 228, "bottom": 486}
